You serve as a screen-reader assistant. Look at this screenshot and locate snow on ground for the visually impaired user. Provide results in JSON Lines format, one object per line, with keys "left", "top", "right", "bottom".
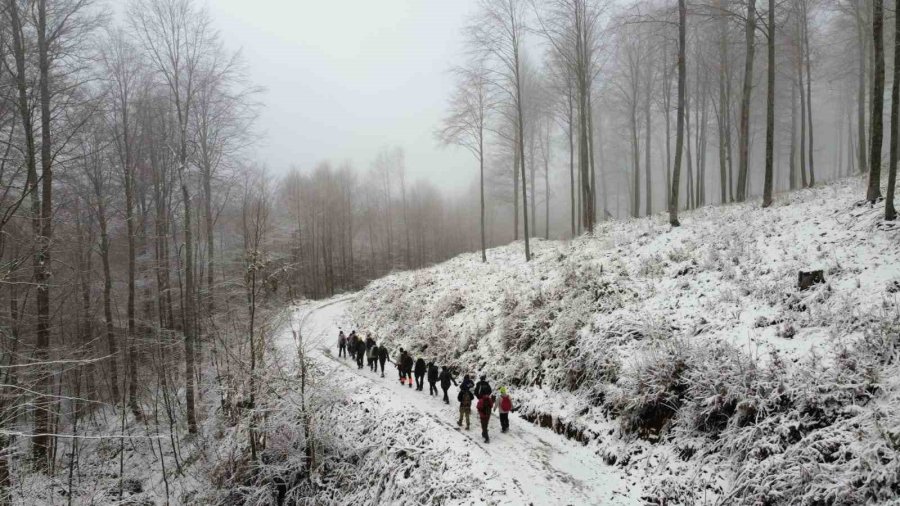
{"left": 350, "top": 177, "right": 900, "bottom": 504}
{"left": 282, "top": 297, "right": 646, "bottom": 505}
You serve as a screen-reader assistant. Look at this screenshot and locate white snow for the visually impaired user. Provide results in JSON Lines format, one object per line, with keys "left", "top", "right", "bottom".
{"left": 280, "top": 297, "right": 647, "bottom": 505}
{"left": 348, "top": 176, "right": 900, "bottom": 504}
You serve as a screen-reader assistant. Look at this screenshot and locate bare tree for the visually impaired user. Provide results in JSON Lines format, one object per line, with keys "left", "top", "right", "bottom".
{"left": 762, "top": 0, "right": 776, "bottom": 208}
{"left": 438, "top": 62, "right": 494, "bottom": 262}
{"left": 669, "top": 0, "right": 687, "bottom": 226}
{"left": 130, "top": 0, "right": 218, "bottom": 434}
{"left": 888, "top": 0, "right": 899, "bottom": 220}
{"left": 736, "top": 0, "right": 757, "bottom": 202}
{"left": 469, "top": 0, "right": 532, "bottom": 259}
{"left": 866, "top": 0, "right": 884, "bottom": 203}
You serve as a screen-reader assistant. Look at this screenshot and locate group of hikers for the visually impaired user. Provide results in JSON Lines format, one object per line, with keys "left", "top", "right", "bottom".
{"left": 337, "top": 329, "right": 514, "bottom": 443}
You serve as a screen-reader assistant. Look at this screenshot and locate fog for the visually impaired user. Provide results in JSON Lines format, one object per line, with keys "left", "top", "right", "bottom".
{"left": 209, "top": 0, "right": 479, "bottom": 192}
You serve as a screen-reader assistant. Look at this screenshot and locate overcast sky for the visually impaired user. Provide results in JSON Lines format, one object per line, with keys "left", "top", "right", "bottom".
{"left": 207, "top": 0, "right": 480, "bottom": 192}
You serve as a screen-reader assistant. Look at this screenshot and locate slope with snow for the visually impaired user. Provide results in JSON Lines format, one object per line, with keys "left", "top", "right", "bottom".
{"left": 350, "top": 177, "right": 900, "bottom": 504}
{"left": 284, "top": 298, "right": 647, "bottom": 505}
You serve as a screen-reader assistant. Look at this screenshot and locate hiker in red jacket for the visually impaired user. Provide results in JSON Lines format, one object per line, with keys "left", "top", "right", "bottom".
{"left": 476, "top": 394, "right": 494, "bottom": 443}
{"left": 495, "top": 386, "right": 513, "bottom": 433}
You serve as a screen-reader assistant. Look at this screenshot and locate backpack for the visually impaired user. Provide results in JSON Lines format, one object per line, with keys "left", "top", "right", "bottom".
{"left": 477, "top": 396, "right": 493, "bottom": 416}
{"left": 500, "top": 395, "right": 512, "bottom": 412}
{"left": 458, "top": 390, "right": 473, "bottom": 408}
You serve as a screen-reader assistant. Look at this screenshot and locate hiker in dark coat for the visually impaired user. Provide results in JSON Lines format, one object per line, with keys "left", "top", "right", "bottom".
{"left": 474, "top": 375, "right": 492, "bottom": 398}
{"left": 355, "top": 335, "right": 365, "bottom": 369}
{"left": 366, "top": 340, "right": 378, "bottom": 372}
{"left": 414, "top": 357, "right": 427, "bottom": 391}
{"left": 377, "top": 345, "right": 389, "bottom": 378}
{"left": 337, "top": 331, "right": 347, "bottom": 358}
{"left": 426, "top": 362, "right": 439, "bottom": 396}
{"left": 457, "top": 386, "right": 474, "bottom": 430}
{"left": 477, "top": 394, "right": 494, "bottom": 443}
{"left": 459, "top": 374, "right": 475, "bottom": 394}
{"left": 400, "top": 350, "right": 414, "bottom": 388}
{"left": 439, "top": 367, "right": 457, "bottom": 404}
{"left": 346, "top": 334, "right": 355, "bottom": 357}
{"left": 365, "top": 335, "right": 376, "bottom": 352}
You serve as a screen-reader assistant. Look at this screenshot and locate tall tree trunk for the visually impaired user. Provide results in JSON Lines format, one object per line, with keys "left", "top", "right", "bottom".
{"left": 669, "top": 0, "right": 686, "bottom": 226}
{"left": 97, "top": 200, "right": 121, "bottom": 406}
{"left": 480, "top": 127, "right": 487, "bottom": 261}
{"left": 513, "top": 134, "right": 520, "bottom": 240}
{"left": 857, "top": 1, "right": 869, "bottom": 173}
{"left": 32, "top": 0, "right": 53, "bottom": 466}
{"left": 203, "top": 166, "right": 214, "bottom": 315}
{"left": 568, "top": 90, "right": 576, "bottom": 236}
{"left": 867, "top": 0, "right": 885, "bottom": 202}
{"left": 544, "top": 147, "right": 550, "bottom": 239}
{"left": 122, "top": 104, "right": 140, "bottom": 418}
{"left": 517, "top": 77, "right": 531, "bottom": 260}
{"left": 762, "top": 0, "right": 776, "bottom": 208}
{"left": 686, "top": 84, "right": 694, "bottom": 210}
{"left": 588, "top": 92, "right": 598, "bottom": 225}
{"left": 645, "top": 75, "right": 653, "bottom": 216}
{"left": 717, "top": 5, "right": 730, "bottom": 203}
{"left": 887, "top": 0, "right": 900, "bottom": 220}
{"left": 737, "top": 0, "right": 757, "bottom": 202}
{"left": 790, "top": 78, "right": 798, "bottom": 190}
{"left": 180, "top": 172, "right": 197, "bottom": 433}
{"left": 631, "top": 102, "right": 640, "bottom": 217}
{"left": 802, "top": 0, "right": 815, "bottom": 186}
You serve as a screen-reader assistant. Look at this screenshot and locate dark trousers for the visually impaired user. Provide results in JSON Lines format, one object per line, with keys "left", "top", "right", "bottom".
{"left": 356, "top": 353, "right": 364, "bottom": 369}
{"left": 480, "top": 415, "right": 491, "bottom": 442}
{"left": 499, "top": 412, "right": 509, "bottom": 432}
{"left": 338, "top": 344, "right": 346, "bottom": 358}
{"left": 428, "top": 381, "right": 438, "bottom": 395}
{"left": 379, "top": 359, "right": 386, "bottom": 376}
{"left": 415, "top": 374, "right": 424, "bottom": 390}
{"left": 442, "top": 387, "right": 450, "bottom": 403}
{"left": 369, "top": 358, "right": 377, "bottom": 371}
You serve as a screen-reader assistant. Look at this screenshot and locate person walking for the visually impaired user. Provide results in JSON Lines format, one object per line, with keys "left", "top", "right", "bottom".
{"left": 377, "top": 344, "right": 389, "bottom": 378}
{"left": 401, "top": 350, "right": 414, "bottom": 388}
{"left": 477, "top": 393, "right": 494, "bottom": 443}
{"left": 457, "top": 385, "right": 474, "bottom": 430}
{"left": 460, "top": 374, "right": 474, "bottom": 395}
{"left": 337, "top": 331, "right": 347, "bottom": 358}
{"left": 439, "top": 367, "right": 457, "bottom": 404}
{"left": 355, "top": 336, "right": 365, "bottom": 370}
{"left": 367, "top": 341, "right": 378, "bottom": 372}
{"left": 414, "top": 357, "right": 427, "bottom": 391}
{"left": 396, "top": 348, "right": 407, "bottom": 384}
{"left": 495, "top": 387, "right": 513, "bottom": 433}
{"left": 474, "top": 375, "right": 492, "bottom": 398}
{"left": 426, "top": 361, "right": 439, "bottom": 396}
{"left": 347, "top": 332, "right": 357, "bottom": 361}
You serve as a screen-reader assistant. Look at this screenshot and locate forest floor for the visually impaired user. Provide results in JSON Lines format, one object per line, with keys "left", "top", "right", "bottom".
{"left": 280, "top": 298, "right": 647, "bottom": 505}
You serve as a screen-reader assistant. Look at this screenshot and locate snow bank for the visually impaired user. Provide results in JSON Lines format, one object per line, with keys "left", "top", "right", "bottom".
{"left": 351, "top": 177, "right": 900, "bottom": 504}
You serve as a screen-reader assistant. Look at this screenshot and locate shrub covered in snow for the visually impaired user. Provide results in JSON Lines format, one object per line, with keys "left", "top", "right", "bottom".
{"left": 351, "top": 177, "right": 900, "bottom": 503}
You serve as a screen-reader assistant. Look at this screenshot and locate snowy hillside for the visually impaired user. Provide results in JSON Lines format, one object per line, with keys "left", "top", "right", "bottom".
{"left": 351, "top": 177, "right": 900, "bottom": 504}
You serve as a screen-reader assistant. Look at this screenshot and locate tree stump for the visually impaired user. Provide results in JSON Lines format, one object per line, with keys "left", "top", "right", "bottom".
{"left": 798, "top": 270, "right": 825, "bottom": 291}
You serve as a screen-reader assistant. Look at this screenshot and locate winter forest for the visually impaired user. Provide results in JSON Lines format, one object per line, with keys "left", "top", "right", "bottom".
{"left": 0, "top": 0, "right": 899, "bottom": 504}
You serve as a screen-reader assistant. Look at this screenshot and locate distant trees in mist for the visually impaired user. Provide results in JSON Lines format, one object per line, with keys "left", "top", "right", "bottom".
{"left": 438, "top": 0, "right": 900, "bottom": 260}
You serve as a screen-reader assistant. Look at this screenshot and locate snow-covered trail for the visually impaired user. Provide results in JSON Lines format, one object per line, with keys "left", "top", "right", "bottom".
{"left": 283, "top": 298, "right": 645, "bottom": 506}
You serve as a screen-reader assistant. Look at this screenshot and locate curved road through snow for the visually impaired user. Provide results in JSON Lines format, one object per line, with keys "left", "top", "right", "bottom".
{"left": 282, "top": 298, "right": 644, "bottom": 506}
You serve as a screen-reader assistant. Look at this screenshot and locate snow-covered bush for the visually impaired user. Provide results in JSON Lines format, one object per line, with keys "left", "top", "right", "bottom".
{"left": 350, "top": 177, "right": 900, "bottom": 504}
{"left": 614, "top": 339, "right": 691, "bottom": 439}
